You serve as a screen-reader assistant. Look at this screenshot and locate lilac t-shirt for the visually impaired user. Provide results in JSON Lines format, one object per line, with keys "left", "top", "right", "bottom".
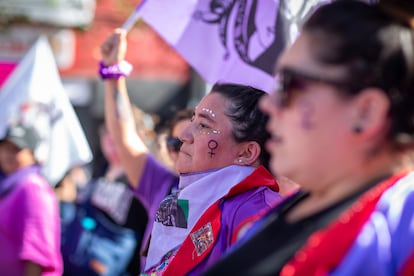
{"left": 188, "top": 185, "right": 281, "bottom": 275}
{"left": 132, "top": 155, "right": 178, "bottom": 266}
{"left": 0, "top": 166, "right": 62, "bottom": 276}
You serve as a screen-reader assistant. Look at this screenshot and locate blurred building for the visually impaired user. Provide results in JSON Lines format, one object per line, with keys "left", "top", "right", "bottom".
{"left": 0, "top": 0, "right": 205, "bottom": 158}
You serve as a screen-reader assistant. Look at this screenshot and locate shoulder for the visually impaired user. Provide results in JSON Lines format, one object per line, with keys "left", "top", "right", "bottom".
{"left": 378, "top": 171, "right": 414, "bottom": 229}
{"left": 134, "top": 154, "right": 178, "bottom": 203}
{"left": 139, "top": 154, "right": 177, "bottom": 186}
{"left": 12, "top": 171, "right": 57, "bottom": 214}
{"left": 221, "top": 186, "right": 281, "bottom": 232}
{"left": 14, "top": 170, "right": 52, "bottom": 196}
{"left": 377, "top": 171, "right": 414, "bottom": 214}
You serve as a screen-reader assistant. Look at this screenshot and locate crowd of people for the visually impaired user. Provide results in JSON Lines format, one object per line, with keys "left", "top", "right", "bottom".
{"left": 1, "top": 0, "right": 414, "bottom": 275}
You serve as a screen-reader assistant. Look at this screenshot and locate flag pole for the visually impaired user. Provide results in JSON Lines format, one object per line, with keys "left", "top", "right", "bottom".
{"left": 121, "top": 0, "right": 148, "bottom": 31}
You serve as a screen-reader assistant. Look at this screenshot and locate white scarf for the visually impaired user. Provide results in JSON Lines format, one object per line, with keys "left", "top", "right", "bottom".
{"left": 145, "top": 165, "right": 255, "bottom": 270}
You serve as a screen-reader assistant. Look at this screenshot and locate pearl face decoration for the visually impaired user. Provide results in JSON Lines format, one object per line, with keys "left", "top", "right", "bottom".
{"left": 201, "top": 108, "right": 216, "bottom": 118}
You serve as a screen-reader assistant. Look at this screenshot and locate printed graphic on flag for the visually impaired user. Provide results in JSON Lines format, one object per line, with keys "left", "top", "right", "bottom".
{"left": 138, "top": 0, "right": 280, "bottom": 92}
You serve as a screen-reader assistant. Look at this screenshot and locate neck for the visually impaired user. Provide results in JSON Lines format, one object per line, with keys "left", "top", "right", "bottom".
{"left": 287, "top": 152, "right": 405, "bottom": 222}
{"left": 105, "top": 163, "right": 124, "bottom": 181}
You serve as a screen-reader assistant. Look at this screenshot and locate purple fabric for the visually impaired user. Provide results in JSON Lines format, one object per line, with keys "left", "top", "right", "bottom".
{"left": 326, "top": 172, "right": 414, "bottom": 276}
{"left": 188, "top": 185, "right": 281, "bottom": 275}
{"left": 137, "top": 0, "right": 281, "bottom": 93}
{"left": 0, "top": 166, "right": 62, "bottom": 276}
{"left": 219, "top": 172, "right": 414, "bottom": 275}
{"left": 132, "top": 154, "right": 178, "bottom": 268}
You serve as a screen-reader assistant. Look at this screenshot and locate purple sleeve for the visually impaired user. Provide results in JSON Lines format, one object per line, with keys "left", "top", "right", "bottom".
{"left": 18, "top": 176, "right": 63, "bottom": 275}
{"left": 189, "top": 186, "right": 281, "bottom": 275}
{"left": 131, "top": 154, "right": 178, "bottom": 264}
{"left": 132, "top": 154, "right": 178, "bottom": 217}
{"left": 220, "top": 186, "right": 281, "bottom": 249}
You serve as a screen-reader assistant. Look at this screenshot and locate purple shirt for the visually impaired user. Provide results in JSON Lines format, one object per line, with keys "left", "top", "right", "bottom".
{"left": 132, "top": 155, "right": 178, "bottom": 268}
{"left": 188, "top": 185, "right": 281, "bottom": 275}
{"left": 0, "top": 166, "right": 62, "bottom": 276}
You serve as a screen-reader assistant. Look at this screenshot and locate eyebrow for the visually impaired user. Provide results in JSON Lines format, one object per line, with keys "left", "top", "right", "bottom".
{"left": 197, "top": 111, "right": 216, "bottom": 123}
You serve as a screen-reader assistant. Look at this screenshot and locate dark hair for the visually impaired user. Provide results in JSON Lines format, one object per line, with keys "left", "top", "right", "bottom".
{"left": 302, "top": 0, "right": 414, "bottom": 149}
{"left": 168, "top": 108, "right": 193, "bottom": 137}
{"left": 210, "top": 83, "right": 270, "bottom": 169}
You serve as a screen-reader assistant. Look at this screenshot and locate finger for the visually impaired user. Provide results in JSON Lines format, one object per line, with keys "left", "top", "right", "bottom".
{"left": 114, "top": 28, "right": 127, "bottom": 36}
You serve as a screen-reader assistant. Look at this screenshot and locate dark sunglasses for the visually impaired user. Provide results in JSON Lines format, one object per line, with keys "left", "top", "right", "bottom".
{"left": 166, "top": 136, "right": 183, "bottom": 152}
{"left": 272, "top": 67, "right": 350, "bottom": 107}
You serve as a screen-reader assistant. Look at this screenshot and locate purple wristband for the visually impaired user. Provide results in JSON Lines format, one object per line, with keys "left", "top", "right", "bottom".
{"left": 99, "top": 60, "right": 133, "bottom": 80}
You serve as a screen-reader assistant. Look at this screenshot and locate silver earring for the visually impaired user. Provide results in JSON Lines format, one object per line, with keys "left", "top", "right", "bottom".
{"left": 238, "top": 159, "right": 243, "bottom": 163}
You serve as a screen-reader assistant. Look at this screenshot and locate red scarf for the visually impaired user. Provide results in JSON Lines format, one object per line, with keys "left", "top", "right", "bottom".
{"left": 164, "top": 166, "right": 278, "bottom": 276}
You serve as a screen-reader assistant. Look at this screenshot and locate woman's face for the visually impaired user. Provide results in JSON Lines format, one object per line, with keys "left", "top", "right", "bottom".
{"left": 0, "top": 141, "right": 34, "bottom": 175}
{"left": 176, "top": 93, "right": 243, "bottom": 174}
{"left": 168, "top": 119, "right": 191, "bottom": 164}
{"left": 260, "top": 32, "right": 355, "bottom": 186}
{"left": 100, "top": 128, "right": 121, "bottom": 164}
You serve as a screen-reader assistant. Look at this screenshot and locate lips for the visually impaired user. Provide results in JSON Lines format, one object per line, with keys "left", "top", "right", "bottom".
{"left": 271, "top": 134, "right": 283, "bottom": 143}
{"left": 266, "top": 120, "right": 283, "bottom": 143}
{"left": 265, "top": 133, "right": 282, "bottom": 153}
{"left": 178, "top": 149, "right": 191, "bottom": 157}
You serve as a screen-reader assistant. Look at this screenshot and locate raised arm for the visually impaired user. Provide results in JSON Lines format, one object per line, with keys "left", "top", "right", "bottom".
{"left": 100, "top": 29, "right": 148, "bottom": 188}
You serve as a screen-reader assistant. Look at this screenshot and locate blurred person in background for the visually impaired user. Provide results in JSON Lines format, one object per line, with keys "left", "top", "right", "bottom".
{"left": 105, "top": 99, "right": 192, "bottom": 271}
{"left": 100, "top": 34, "right": 194, "bottom": 270}
{"left": 104, "top": 101, "right": 193, "bottom": 271}
{"left": 58, "top": 123, "right": 149, "bottom": 276}
{"left": 0, "top": 123, "right": 62, "bottom": 276}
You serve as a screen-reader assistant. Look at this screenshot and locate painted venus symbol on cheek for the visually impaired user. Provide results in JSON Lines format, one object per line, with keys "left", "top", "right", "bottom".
{"left": 299, "top": 101, "right": 315, "bottom": 129}
{"left": 208, "top": 140, "right": 218, "bottom": 158}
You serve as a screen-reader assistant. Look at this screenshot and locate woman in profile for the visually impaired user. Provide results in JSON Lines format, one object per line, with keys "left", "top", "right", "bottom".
{"left": 99, "top": 29, "right": 282, "bottom": 274}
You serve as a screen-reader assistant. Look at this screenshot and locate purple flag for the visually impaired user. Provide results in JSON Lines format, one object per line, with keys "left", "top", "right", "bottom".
{"left": 138, "top": 0, "right": 280, "bottom": 92}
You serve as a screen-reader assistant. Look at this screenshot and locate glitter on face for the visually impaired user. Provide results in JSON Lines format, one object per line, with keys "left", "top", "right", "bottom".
{"left": 201, "top": 108, "right": 216, "bottom": 118}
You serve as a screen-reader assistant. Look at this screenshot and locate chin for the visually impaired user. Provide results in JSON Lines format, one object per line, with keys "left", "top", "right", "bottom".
{"left": 175, "top": 163, "right": 188, "bottom": 175}
{"left": 0, "top": 166, "right": 13, "bottom": 175}
{"left": 269, "top": 157, "right": 280, "bottom": 175}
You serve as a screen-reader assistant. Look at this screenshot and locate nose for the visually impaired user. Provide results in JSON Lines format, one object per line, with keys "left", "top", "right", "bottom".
{"left": 259, "top": 93, "right": 282, "bottom": 118}
{"left": 179, "top": 122, "right": 194, "bottom": 144}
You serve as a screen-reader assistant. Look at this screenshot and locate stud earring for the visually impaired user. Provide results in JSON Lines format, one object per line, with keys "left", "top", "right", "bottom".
{"left": 353, "top": 125, "right": 363, "bottom": 134}
{"left": 238, "top": 159, "right": 243, "bottom": 163}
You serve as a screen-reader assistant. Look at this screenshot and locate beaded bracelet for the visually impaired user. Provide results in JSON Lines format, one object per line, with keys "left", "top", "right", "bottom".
{"left": 99, "top": 60, "right": 133, "bottom": 80}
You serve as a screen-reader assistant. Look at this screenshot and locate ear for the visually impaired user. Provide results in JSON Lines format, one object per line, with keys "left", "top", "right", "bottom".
{"left": 350, "top": 88, "right": 390, "bottom": 138}
{"left": 234, "top": 141, "right": 261, "bottom": 166}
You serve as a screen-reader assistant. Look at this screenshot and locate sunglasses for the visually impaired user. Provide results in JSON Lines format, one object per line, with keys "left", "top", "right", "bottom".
{"left": 272, "top": 67, "right": 350, "bottom": 107}
{"left": 166, "top": 136, "right": 183, "bottom": 152}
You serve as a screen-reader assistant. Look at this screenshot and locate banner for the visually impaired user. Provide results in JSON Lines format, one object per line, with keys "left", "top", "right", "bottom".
{"left": 137, "top": 0, "right": 336, "bottom": 92}
{"left": 137, "top": 0, "right": 280, "bottom": 92}
{"left": 0, "top": 36, "right": 92, "bottom": 186}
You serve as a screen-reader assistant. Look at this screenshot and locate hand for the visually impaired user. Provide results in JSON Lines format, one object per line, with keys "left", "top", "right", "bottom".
{"left": 100, "top": 28, "right": 127, "bottom": 66}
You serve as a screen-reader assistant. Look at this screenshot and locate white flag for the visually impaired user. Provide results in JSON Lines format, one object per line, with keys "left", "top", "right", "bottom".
{"left": 0, "top": 36, "right": 92, "bottom": 186}
{"left": 138, "top": 0, "right": 281, "bottom": 92}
